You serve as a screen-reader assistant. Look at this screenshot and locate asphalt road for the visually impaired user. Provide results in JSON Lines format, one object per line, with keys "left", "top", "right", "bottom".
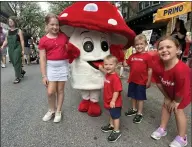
{"left": 1, "top": 63, "right": 191, "bottom": 147}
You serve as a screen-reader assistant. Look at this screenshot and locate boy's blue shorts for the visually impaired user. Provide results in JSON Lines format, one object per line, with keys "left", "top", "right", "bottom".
{"left": 109, "top": 107, "right": 121, "bottom": 119}
{"left": 127, "top": 82, "right": 147, "bottom": 100}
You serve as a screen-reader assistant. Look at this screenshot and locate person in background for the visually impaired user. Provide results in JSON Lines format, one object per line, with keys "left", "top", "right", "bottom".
{"left": 0, "top": 26, "right": 7, "bottom": 68}
{"left": 183, "top": 32, "right": 192, "bottom": 63}
{"left": 150, "top": 36, "right": 191, "bottom": 147}
{"left": 124, "top": 34, "right": 152, "bottom": 124}
{"left": 23, "top": 29, "right": 32, "bottom": 65}
{"left": 0, "top": 16, "right": 26, "bottom": 84}
{"left": 171, "top": 19, "right": 187, "bottom": 60}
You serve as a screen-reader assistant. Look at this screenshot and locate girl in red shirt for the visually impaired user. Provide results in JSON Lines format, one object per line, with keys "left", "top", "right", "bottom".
{"left": 151, "top": 36, "right": 191, "bottom": 147}
{"left": 38, "top": 13, "right": 69, "bottom": 123}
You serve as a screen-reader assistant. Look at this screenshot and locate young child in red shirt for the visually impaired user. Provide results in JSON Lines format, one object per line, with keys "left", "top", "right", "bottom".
{"left": 123, "top": 34, "right": 152, "bottom": 123}
{"left": 150, "top": 36, "right": 191, "bottom": 147}
{"left": 99, "top": 55, "right": 123, "bottom": 143}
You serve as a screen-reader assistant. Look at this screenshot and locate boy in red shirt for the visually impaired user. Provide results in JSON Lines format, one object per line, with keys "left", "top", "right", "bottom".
{"left": 99, "top": 55, "right": 122, "bottom": 142}
{"left": 150, "top": 36, "right": 191, "bottom": 147}
{"left": 123, "top": 34, "right": 152, "bottom": 123}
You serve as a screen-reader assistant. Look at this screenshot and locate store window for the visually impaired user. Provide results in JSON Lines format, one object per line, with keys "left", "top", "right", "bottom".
{"left": 152, "top": 1, "right": 160, "bottom": 6}
{"left": 144, "top": 2, "right": 150, "bottom": 8}
{"left": 139, "top": 2, "right": 143, "bottom": 10}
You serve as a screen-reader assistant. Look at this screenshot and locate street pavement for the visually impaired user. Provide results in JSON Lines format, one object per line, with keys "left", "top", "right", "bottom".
{"left": 1, "top": 63, "right": 191, "bottom": 147}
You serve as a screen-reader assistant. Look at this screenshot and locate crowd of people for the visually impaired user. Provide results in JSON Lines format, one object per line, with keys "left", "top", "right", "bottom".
{"left": 1, "top": 13, "right": 191, "bottom": 146}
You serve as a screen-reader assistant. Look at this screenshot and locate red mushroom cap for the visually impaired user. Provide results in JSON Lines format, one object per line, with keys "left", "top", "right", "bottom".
{"left": 58, "top": 2, "right": 136, "bottom": 48}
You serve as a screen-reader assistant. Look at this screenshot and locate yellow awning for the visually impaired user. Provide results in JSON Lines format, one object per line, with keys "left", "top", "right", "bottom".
{"left": 154, "top": 2, "right": 192, "bottom": 22}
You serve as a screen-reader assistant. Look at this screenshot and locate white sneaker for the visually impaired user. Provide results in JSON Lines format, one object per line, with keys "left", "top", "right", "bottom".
{"left": 1, "top": 64, "right": 6, "bottom": 68}
{"left": 42, "top": 110, "right": 55, "bottom": 121}
{"left": 53, "top": 111, "right": 62, "bottom": 123}
{"left": 151, "top": 127, "right": 167, "bottom": 140}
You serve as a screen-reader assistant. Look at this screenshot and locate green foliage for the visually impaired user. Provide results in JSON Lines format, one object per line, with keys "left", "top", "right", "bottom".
{"left": 9, "top": 2, "right": 45, "bottom": 38}
{"left": 48, "top": 1, "right": 74, "bottom": 15}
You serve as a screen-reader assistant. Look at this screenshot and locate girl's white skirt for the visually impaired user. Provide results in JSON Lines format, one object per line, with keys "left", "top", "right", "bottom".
{"left": 47, "top": 60, "right": 69, "bottom": 81}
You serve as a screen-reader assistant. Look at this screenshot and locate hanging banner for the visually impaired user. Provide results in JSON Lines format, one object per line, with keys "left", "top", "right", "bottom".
{"left": 155, "top": 2, "right": 192, "bottom": 22}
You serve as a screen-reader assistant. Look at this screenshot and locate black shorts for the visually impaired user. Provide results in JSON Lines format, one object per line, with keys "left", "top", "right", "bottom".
{"left": 128, "top": 82, "right": 147, "bottom": 100}
{"left": 109, "top": 107, "right": 121, "bottom": 119}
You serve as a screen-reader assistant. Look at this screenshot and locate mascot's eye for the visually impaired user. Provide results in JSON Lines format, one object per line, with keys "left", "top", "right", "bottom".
{"left": 83, "top": 41, "right": 94, "bottom": 52}
{"left": 101, "top": 41, "right": 108, "bottom": 52}
{"left": 83, "top": 37, "right": 94, "bottom": 52}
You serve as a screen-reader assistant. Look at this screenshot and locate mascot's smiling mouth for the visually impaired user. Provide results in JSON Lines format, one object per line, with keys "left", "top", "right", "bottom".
{"left": 87, "top": 60, "right": 103, "bottom": 70}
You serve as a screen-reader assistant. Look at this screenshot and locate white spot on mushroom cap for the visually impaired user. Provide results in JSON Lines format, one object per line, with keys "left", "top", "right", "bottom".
{"left": 61, "top": 13, "right": 68, "bottom": 17}
{"left": 108, "top": 19, "right": 117, "bottom": 26}
{"left": 84, "top": 3, "right": 98, "bottom": 12}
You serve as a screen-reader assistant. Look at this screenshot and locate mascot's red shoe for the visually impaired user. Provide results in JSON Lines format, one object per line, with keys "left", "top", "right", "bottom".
{"left": 87, "top": 101, "right": 101, "bottom": 117}
{"left": 78, "top": 99, "right": 90, "bottom": 112}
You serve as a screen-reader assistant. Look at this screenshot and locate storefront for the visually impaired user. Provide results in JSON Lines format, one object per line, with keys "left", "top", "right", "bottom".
{"left": 154, "top": 2, "right": 192, "bottom": 34}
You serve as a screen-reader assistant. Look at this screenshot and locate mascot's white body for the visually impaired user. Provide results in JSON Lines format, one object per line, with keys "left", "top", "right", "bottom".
{"left": 70, "top": 28, "right": 110, "bottom": 90}
{"left": 58, "top": 2, "right": 136, "bottom": 117}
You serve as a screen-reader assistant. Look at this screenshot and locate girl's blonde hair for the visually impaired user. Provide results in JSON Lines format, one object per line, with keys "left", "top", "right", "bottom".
{"left": 104, "top": 54, "right": 118, "bottom": 64}
{"left": 134, "top": 34, "right": 148, "bottom": 45}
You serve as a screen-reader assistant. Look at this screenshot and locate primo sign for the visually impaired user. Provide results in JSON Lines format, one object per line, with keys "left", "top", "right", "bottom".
{"left": 163, "top": 5, "right": 183, "bottom": 16}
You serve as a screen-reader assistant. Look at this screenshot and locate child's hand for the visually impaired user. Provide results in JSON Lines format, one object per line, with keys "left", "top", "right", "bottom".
{"left": 146, "top": 81, "right": 151, "bottom": 88}
{"left": 110, "top": 101, "right": 115, "bottom": 108}
{"left": 99, "top": 64, "right": 103, "bottom": 70}
{"left": 164, "top": 97, "right": 171, "bottom": 109}
{"left": 168, "top": 100, "right": 180, "bottom": 112}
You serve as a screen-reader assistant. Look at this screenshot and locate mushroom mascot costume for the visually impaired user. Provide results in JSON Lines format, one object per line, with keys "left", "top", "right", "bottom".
{"left": 58, "top": 2, "right": 136, "bottom": 117}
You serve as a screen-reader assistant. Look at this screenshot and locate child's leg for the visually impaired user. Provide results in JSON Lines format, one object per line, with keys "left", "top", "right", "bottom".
{"left": 137, "top": 100, "right": 144, "bottom": 114}
{"left": 56, "top": 81, "right": 65, "bottom": 112}
{"left": 160, "top": 105, "right": 171, "bottom": 129}
{"left": 133, "top": 100, "right": 144, "bottom": 123}
{"left": 174, "top": 109, "right": 187, "bottom": 138}
{"left": 107, "top": 108, "right": 121, "bottom": 142}
{"left": 132, "top": 98, "right": 137, "bottom": 110}
{"left": 169, "top": 109, "right": 188, "bottom": 147}
{"left": 113, "top": 118, "right": 120, "bottom": 131}
{"left": 151, "top": 105, "right": 170, "bottom": 140}
{"left": 47, "top": 81, "right": 57, "bottom": 111}
{"left": 109, "top": 116, "right": 114, "bottom": 127}
{"left": 42, "top": 81, "right": 57, "bottom": 122}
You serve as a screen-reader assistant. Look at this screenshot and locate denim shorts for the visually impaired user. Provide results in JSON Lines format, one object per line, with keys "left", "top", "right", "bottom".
{"left": 109, "top": 107, "right": 121, "bottom": 119}
{"left": 127, "top": 82, "right": 147, "bottom": 100}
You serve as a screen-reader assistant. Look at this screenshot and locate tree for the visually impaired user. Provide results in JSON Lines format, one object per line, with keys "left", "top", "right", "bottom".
{"left": 48, "top": 2, "right": 74, "bottom": 15}
{"left": 9, "top": 2, "right": 45, "bottom": 38}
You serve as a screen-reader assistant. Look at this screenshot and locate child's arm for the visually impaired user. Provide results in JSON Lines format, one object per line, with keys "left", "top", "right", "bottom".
{"left": 146, "top": 68, "right": 152, "bottom": 88}
{"left": 123, "top": 60, "right": 128, "bottom": 67}
{"left": 110, "top": 92, "right": 119, "bottom": 108}
{"left": 99, "top": 64, "right": 107, "bottom": 74}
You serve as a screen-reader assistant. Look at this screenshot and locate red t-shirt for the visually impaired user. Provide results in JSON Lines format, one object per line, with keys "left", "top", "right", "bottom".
{"left": 126, "top": 52, "right": 152, "bottom": 85}
{"left": 38, "top": 33, "right": 69, "bottom": 60}
{"left": 152, "top": 58, "right": 191, "bottom": 109}
{"left": 103, "top": 73, "right": 122, "bottom": 109}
